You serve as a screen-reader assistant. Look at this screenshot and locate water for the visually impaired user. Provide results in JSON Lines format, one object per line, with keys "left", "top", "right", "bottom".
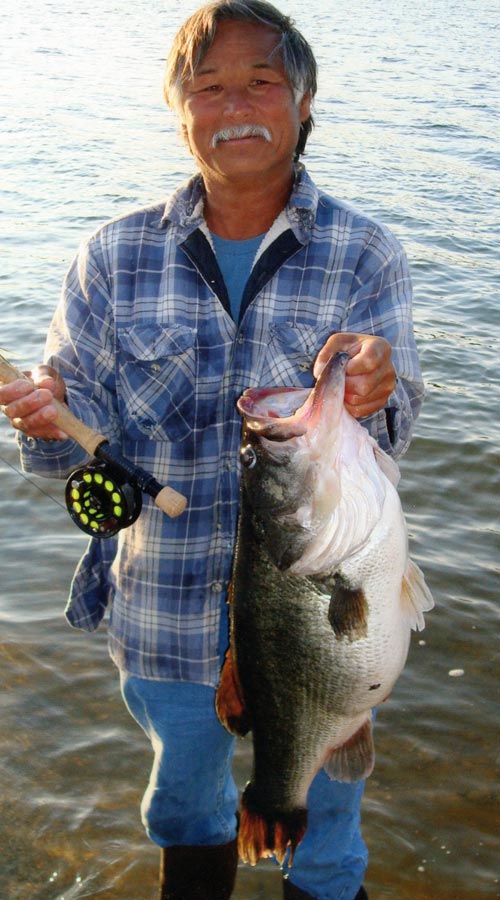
{"left": 1, "top": 1, "right": 499, "bottom": 897}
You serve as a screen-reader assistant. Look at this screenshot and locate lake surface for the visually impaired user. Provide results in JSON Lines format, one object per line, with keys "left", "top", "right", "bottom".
{"left": 1, "top": 1, "right": 499, "bottom": 897}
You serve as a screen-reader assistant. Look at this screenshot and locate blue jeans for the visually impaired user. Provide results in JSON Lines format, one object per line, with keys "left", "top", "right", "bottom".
{"left": 120, "top": 674, "right": 367, "bottom": 900}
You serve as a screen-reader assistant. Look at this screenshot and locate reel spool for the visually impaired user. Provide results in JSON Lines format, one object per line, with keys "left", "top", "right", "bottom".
{"left": 65, "top": 462, "right": 142, "bottom": 537}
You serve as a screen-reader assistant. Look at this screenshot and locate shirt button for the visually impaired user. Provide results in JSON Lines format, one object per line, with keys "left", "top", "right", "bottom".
{"left": 151, "top": 363, "right": 161, "bottom": 373}
{"left": 212, "top": 582, "right": 223, "bottom": 593}
{"left": 237, "top": 334, "right": 244, "bottom": 344}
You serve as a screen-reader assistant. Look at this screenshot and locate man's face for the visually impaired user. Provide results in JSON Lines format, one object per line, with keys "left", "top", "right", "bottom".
{"left": 179, "top": 20, "right": 311, "bottom": 186}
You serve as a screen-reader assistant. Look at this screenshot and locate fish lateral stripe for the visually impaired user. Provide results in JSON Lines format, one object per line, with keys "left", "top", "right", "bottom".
{"left": 328, "top": 576, "right": 368, "bottom": 641}
{"left": 238, "top": 782, "right": 307, "bottom": 866}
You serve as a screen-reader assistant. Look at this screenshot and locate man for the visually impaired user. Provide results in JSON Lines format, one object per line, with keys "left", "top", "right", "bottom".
{"left": 0, "top": 1, "right": 424, "bottom": 898}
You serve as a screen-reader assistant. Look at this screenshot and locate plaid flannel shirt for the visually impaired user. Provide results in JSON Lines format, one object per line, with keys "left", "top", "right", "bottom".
{"left": 20, "top": 165, "right": 424, "bottom": 686}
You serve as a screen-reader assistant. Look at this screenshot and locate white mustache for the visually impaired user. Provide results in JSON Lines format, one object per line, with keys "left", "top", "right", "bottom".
{"left": 211, "top": 125, "right": 272, "bottom": 148}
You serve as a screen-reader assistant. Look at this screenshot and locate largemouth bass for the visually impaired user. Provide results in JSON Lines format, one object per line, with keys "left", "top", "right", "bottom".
{"left": 216, "top": 351, "right": 433, "bottom": 866}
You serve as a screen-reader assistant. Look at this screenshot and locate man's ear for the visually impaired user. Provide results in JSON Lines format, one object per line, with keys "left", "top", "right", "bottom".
{"left": 299, "top": 90, "right": 312, "bottom": 123}
{"left": 180, "top": 122, "right": 192, "bottom": 153}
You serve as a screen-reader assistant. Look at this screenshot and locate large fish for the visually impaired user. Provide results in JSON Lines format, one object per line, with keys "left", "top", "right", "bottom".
{"left": 216, "top": 351, "right": 433, "bottom": 866}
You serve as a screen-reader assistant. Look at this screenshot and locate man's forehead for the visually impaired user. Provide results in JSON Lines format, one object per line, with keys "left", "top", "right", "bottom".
{"left": 195, "top": 57, "right": 282, "bottom": 76}
{"left": 193, "top": 20, "right": 284, "bottom": 74}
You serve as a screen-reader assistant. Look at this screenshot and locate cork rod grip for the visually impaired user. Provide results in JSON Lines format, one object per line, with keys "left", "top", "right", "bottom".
{"left": 0, "top": 354, "right": 187, "bottom": 518}
{"left": 0, "top": 354, "right": 106, "bottom": 455}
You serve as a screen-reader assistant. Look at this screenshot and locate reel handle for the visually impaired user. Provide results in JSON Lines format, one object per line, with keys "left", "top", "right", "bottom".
{"left": 0, "top": 354, "right": 187, "bottom": 519}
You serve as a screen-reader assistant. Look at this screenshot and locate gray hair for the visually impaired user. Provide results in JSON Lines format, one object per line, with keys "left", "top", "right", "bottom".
{"left": 164, "top": 0, "right": 317, "bottom": 159}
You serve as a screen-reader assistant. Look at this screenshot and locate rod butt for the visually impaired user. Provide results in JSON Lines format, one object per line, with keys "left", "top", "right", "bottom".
{"left": 154, "top": 485, "right": 187, "bottom": 518}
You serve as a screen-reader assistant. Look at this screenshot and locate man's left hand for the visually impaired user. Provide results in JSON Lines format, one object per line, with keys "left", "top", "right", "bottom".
{"left": 313, "top": 332, "right": 396, "bottom": 418}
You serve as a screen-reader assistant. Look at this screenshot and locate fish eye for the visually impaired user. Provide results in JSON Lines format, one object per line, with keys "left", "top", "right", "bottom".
{"left": 240, "top": 445, "right": 257, "bottom": 469}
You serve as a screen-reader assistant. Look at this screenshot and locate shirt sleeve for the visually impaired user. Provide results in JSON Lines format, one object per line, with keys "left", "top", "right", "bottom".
{"left": 341, "top": 233, "right": 424, "bottom": 460}
{"left": 20, "top": 232, "right": 121, "bottom": 479}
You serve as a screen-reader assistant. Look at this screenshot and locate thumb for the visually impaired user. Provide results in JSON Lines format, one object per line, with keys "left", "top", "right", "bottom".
{"left": 30, "top": 365, "right": 67, "bottom": 403}
{"left": 313, "top": 332, "right": 362, "bottom": 379}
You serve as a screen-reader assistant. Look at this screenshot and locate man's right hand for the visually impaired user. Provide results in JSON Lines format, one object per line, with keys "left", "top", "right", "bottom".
{"left": 0, "top": 365, "right": 69, "bottom": 440}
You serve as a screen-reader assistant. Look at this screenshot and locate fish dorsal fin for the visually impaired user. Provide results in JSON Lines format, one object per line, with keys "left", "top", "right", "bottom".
{"left": 401, "top": 558, "right": 434, "bottom": 632}
{"left": 323, "top": 716, "right": 375, "bottom": 783}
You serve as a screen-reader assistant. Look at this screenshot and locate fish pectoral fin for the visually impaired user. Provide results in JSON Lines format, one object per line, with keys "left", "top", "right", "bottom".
{"left": 401, "top": 558, "right": 434, "bottom": 632}
{"left": 323, "top": 717, "right": 375, "bottom": 782}
{"left": 215, "top": 648, "right": 251, "bottom": 737}
{"left": 328, "top": 575, "right": 368, "bottom": 641}
{"left": 372, "top": 440, "right": 401, "bottom": 487}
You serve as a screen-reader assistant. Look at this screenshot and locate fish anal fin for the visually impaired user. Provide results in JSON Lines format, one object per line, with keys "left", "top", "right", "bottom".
{"left": 238, "top": 783, "right": 307, "bottom": 867}
{"left": 215, "top": 648, "right": 250, "bottom": 736}
{"left": 402, "top": 558, "right": 434, "bottom": 632}
{"left": 323, "top": 717, "right": 375, "bottom": 783}
{"left": 328, "top": 575, "right": 368, "bottom": 641}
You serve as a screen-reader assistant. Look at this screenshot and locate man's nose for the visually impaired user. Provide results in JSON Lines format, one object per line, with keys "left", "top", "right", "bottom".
{"left": 223, "top": 86, "right": 252, "bottom": 116}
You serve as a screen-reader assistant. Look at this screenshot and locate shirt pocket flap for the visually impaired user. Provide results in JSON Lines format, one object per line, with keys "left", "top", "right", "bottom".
{"left": 119, "top": 324, "right": 196, "bottom": 361}
{"left": 264, "top": 322, "right": 333, "bottom": 384}
{"left": 269, "top": 321, "right": 310, "bottom": 353}
{"left": 269, "top": 321, "right": 332, "bottom": 356}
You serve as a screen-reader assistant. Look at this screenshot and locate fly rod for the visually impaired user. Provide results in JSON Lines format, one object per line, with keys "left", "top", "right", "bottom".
{"left": 0, "top": 353, "right": 187, "bottom": 535}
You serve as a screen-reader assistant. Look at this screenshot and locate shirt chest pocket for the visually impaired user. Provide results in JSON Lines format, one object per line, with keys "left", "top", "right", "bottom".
{"left": 261, "top": 322, "right": 333, "bottom": 388}
{"left": 117, "top": 324, "right": 221, "bottom": 442}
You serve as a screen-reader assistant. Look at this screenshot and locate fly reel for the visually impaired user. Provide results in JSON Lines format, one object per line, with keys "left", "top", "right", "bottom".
{"left": 65, "top": 462, "right": 142, "bottom": 537}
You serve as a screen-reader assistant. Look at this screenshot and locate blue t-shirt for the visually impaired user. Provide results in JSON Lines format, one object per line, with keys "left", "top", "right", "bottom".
{"left": 211, "top": 232, "right": 264, "bottom": 322}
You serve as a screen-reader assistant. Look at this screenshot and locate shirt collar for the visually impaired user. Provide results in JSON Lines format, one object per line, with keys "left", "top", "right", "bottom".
{"left": 160, "top": 174, "right": 206, "bottom": 235}
{"left": 159, "top": 163, "right": 318, "bottom": 243}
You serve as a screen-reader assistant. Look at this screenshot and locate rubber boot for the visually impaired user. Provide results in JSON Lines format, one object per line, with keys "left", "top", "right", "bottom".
{"left": 159, "top": 839, "right": 238, "bottom": 900}
{"left": 283, "top": 877, "right": 369, "bottom": 899}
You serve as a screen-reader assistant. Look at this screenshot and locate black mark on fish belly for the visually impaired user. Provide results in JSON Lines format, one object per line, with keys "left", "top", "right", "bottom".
{"left": 328, "top": 575, "right": 368, "bottom": 641}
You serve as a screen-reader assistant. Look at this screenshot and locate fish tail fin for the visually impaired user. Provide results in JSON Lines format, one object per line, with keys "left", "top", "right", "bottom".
{"left": 273, "top": 814, "right": 307, "bottom": 866}
{"left": 215, "top": 648, "right": 250, "bottom": 736}
{"left": 402, "top": 558, "right": 434, "bottom": 632}
{"left": 237, "top": 792, "right": 270, "bottom": 867}
{"left": 238, "top": 783, "right": 307, "bottom": 867}
{"left": 323, "top": 716, "right": 375, "bottom": 783}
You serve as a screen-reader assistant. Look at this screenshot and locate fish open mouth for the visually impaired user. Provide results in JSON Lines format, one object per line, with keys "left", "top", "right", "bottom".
{"left": 237, "top": 386, "right": 311, "bottom": 439}
{"left": 237, "top": 352, "right": 350, "bottom": 440}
